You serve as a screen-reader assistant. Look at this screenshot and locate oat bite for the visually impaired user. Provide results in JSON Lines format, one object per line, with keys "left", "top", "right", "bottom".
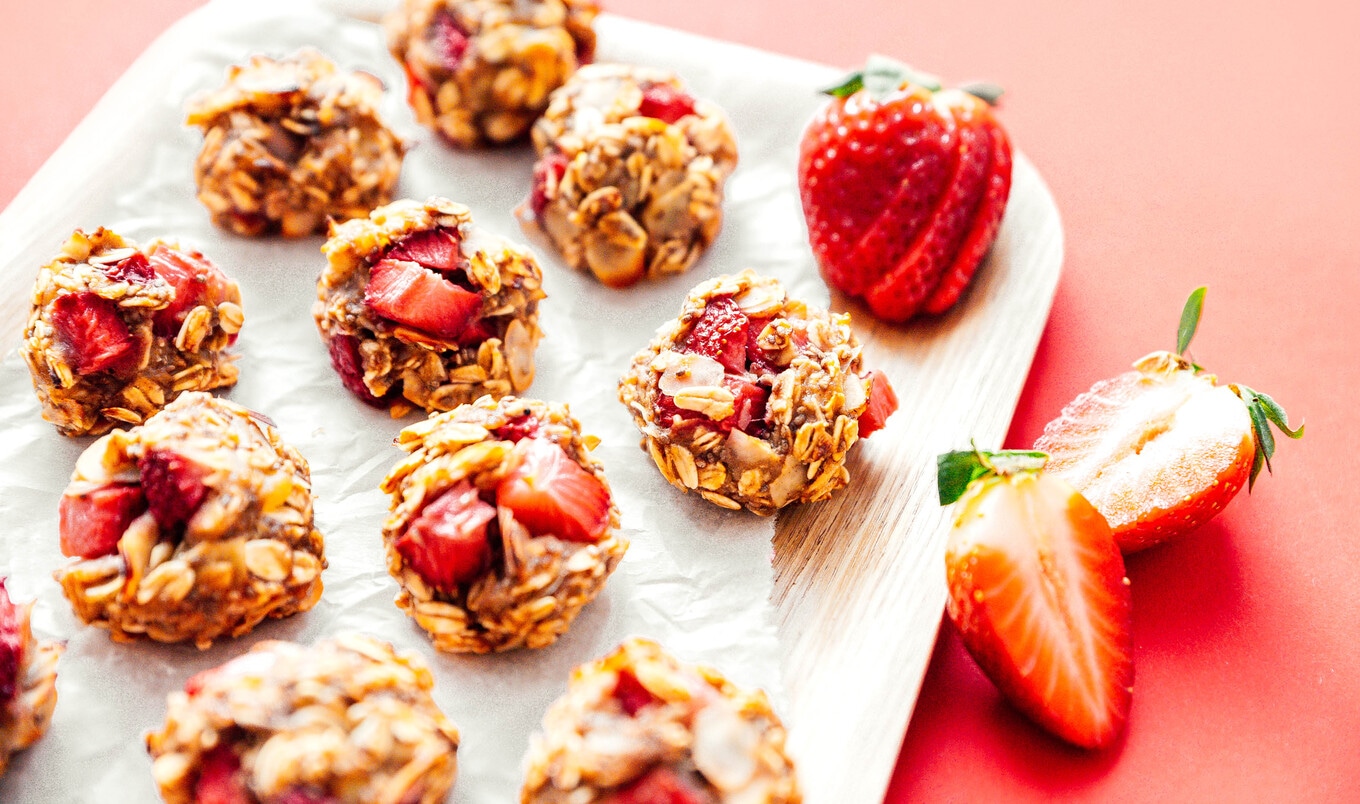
{"left": 522, "top": 63, "right": 738, "bottom": 288}
{"left": 21, "top": 228, "right": 243, "bottom": 437}
{"left": 618, "top": 271, "right": 899, "bottom": 515}
{"left": 186, "top": 48, "right": 405, "bottom": 237}
{"left": 315, "top": 197, "right": 545, "bottom": 415}
{"left": 386, "top": 0, "right": 599, "bottom": 147}
{"left": 53, "top": 393, "right": 325, "bottom": 649}
{"left": 521, "top": 637, "right": 801, "bottom": 803}
{"left": 0, "top": 580, "right": 63, "bottom": 779}
{"left": 146, "top": 635, "right": 460, "bottom": 804}
{"left": 380, "top": 395, "right": 626, "bottom": 653}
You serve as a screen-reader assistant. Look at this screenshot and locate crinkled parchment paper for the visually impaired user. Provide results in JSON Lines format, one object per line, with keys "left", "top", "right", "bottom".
{"left": 0, "top": 0, "right": 849, "bottom": 800}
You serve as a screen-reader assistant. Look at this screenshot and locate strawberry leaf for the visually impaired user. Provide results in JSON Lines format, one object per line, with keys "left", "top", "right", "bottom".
{"left": 959, "top": 81, "right": 1006, "bottom": 105}
{"left": 938, "top": 448, "right": 1047, "bottom": 505}
{"left": 1176, "top": 286, "right": 1207, "bottom": 355}
{"left": 1233, "top": 384, "right": 1304, "bottom": 490}
{"left": 821, "top": 55, "right": 942, "bottom": 100}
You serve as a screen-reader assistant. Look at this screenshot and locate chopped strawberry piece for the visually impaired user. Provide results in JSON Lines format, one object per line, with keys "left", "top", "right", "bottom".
{"left": 744, "top": 317, "right": 780, "bottom": 375}
{"left": 724, "top": 375, "right": 769, "bottom": 435}
{"left": 397, "top": 481, "right": 495, "bottom": 593}
{"left": 140, "top": 449, "right": 209, "bottom": 533}
{"left": 194, "top": 746, "right": 250, "bottom": 804}
{"left": 51, "top": 291, "right": 138, "bottom": 375}
{"left": 530, "top": 152, "right": 569, "bottom": 219}
{"left": 432, "top": 8, "right": 470, "bottom": 70}
{"left": 638, "top": 82, "right": 698, "bottom": 125}
{"left": 682, "top": 297, "right": 748, "bottom": 374}
{"left": 275, "top": 789, "right": 339, "bottom": 804}
{"left": 654, "top": 392, "right": 700, "bottom": 428}
{"left": 100, "top": 252, "right": 155, "bottom": 284}
{"left": 0, "top": 580, "right": 22, "bottom": 704}
{"left": 327, "top": 334, "right": 388, "bottom": 407}
{"left": 385, "top": 227, "right": 466, "bottom": 275}
{"left": 612, "top": 767, "right": 710, "bottom": 804}
{"left": 856, "top": 369, "right": 899, "bottom": 438}
{"left": 497, "top": 438, "right": 611, "bottom": 544}
{"left": 147, "top": 244, "right": 231, "bottom": 338}
{"left": 364, "top": 259, "right": 483, "bottom": 342}
{"left": 493, "top": 412, "right": 543, "bottom": 443}
{"left": 59, "top": 483, "right": 146, "bottom": 558}
{"left": 613, "top": 668, "right": 660, "bottom": 716}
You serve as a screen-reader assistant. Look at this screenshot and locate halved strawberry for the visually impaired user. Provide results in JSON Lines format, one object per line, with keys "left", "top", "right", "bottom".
{"left": 385, "top": 227, "right": 466, "bottom": 275}
{"left": 497, "top": 438, "right": 611, "bottom": 544}
{"left": 613, "top": 668, "right": 661, "bottom": 716}
{"left": 194, "top": 746, "right": 250, "bottom": 804}
{"left": 396, "top": 481, "right": 495, "bottom": 593}
{"left": 364, "top": 259, "right": 483, "bottom": 342}
{"left": 611, "top": 767, "right": 710, "bottom": 804}
{"left": 638, "top": 82, "right": 698, "bottom": 125}
{"left": 147, "top": 244, "right": 232, "bottom": 338}
{"left": 431, "top": 8, "right": 470, "bottom": 71}
{"left": 140, "top": 449, "right": 208, "bottom": 534}
{"left": 327, "top": 334, "right": 386, "bottom": 407}
{"left": 530, "top": 151, "right": 569, "bottom": 219}
{"left": 58, "top": 483, "right": 146, "bottom": 558}
{"left": 856, "top": 369, "right": 899, "bottom": 438}
{"left": 51, "top": 291, "right": 138, "bottom": 375}
{"left": 0, "top": 580, "right": 23, "bottom": 703}
{"left": 938, "top": 449, "right": 1133, "bottom": 749}
{"left": 682, "top": 297, "right": 748, "bottom": 373}
{"left": 1034, "top": 288, "right": 1303, "bottom": 552}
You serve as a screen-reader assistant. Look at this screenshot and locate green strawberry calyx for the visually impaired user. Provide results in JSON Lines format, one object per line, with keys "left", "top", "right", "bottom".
{"left": 821, "top": 55, "right": 1005, "bottom": 105}
{"left": 937, "top": 444, "right": 1048, "bottom": 505}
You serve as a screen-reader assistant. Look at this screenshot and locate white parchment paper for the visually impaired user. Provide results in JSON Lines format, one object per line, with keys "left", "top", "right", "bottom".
{"left": 0, "top": 1, "right": 850, "bottom": 801}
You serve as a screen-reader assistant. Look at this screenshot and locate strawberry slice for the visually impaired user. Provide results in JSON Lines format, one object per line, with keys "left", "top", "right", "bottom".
{"left": 432, "top": 8, "right": 470, "bottom": 71}
{"left": 385, "top": 227, "right": 466, "bottom": 275}
{"left": 51, "top": 291, "right": 138, "bottom": 375}
{"left": 638, "top": 82, "right": 698, "bottom": 125}
{"left": 396, "top": 481, "right": 495, "bottom": 593}
{"left": 613, "top": 668, "right": 661, "bottom": 716}
{"left": 611, "top": 767, "right": 711, "bottom": 804}
{"left": 327, "top": 334, "right": 386, "bottom": 407}
{"left": 497, "top": 438, "right": 611, "bottom": 544}
{"left": 194, "top": 746, "right": 250, "bottom": 804}
{"left": 140, "top": 449, "right": 208, "bottom": 534}
{"left": 364, "top": 259, "right": 483, "bottom": 342}
{"left": 682, "top": 297, "right": 748, "bottom": 374}
{"left": 147, "top": 244, "right": 232, "bottom": 338}
{"left": 58, "top": 483, "right": 147, "bottom": 558}
{"left": 856, "top": 369, "right": 899, "bottom": 438}
{"left": 0, "top": 580, "right": 23, "bottom": 704}
{"left": 939, "top": 450, "right": 1133, "bottom": 749}
{"left": 530, "top": 152, "right": 569, "bottom": 219}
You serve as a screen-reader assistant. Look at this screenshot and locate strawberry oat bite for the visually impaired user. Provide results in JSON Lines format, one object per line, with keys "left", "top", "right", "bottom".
{"left": 53, "top": 393, "right": 325, "bottom": 649}
{"left": 386, "top": 0, "right": 599, "bottom": 148}
{"left": 522, "top": 64, "right": 738, "bottom": 288}
{"left": 315, "top": 197, "right": 545, "bottom": 415}
{"left": 146, "top": 635, "right": 461, "bottom": 804}
{"left": 520, "top": 637, "right": 801, "bottom": 803}
{"left": 0, "top": 580, "right": 63, "bottom": 779}
{"left": 618, "top": 271, "right": 898, "bottom": 515}
{"left": 22, "top": 227, "right": 243, "bottom": 437}
{"left": 186, "top": 48, "right": 405, "bottom": 238}
{"left": 380, "top": 395, "right": 625, "bottom": 653}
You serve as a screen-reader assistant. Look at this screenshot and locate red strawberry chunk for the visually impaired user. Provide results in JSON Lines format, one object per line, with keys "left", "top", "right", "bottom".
{"left": 725, "top": 375, "right": 769, "bottom": 435}
{"left": 100, "top": 252, "right": 155, "bottom": 284}
{"left": 530, "top": 151, "right": 569, "bottom": 219}
{"left": 327, "top": 334, "right": 386, "bottom": 407}
{"left": 385, "top": 227, "right": 466, "bottom": 276}
{"left": 497, "top": 438, "right": 611, "bottom": 544}
{"left": 51, "top": 291, "right": 138, "bottom": 375}
{"left": 432, "top": 8, "right": 470, "bottom": 71}
{"left": 194, "top": 746, "right": 250, "bottom": 804}
{"left": 613, "top": 668, "right": 661, "bottom": 716}
{"left": 59, "top": 483, "right": 147, "bottom": 558}
{"left": 364, "top": 259, "right": 483, "bottom": 342}
{"left": 0, "top": 580, "right": 22, "bottom": 704}
{"left": 148, "top": 244, "right": 231, "bottom": 338}
{"left": 681, "top": 297, "right": 748, "bottom": 374}
{"left": 638, "top": 82, "right": 698, "bottom": 125}
{"left": 140, "top": 449, "right": 209, "bottom": 533}
{"left": 612, "top": 767, "right": 710, "bottom": 804}
{"left": 493, "top": 412, "right": 543, "bottom": 443}
{"left": 397, "top": 481, "right": 495, "bottom": 593}
{"left": 654, "top": 392, "right": 700, "bottom": 428}
{"left": 856, "top": 370, "right": 899, "bottom": 438}
{"left": 275, "top": 789, "right": 340, "bottom": 804}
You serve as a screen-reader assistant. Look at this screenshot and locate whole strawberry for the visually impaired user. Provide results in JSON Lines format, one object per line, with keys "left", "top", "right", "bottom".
{"left": 798, "top": 56, "right": 1013, "bottom": 322}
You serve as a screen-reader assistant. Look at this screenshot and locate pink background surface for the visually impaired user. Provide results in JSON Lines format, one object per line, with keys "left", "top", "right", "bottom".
{"left": 4, "top": 2, "right": 1359, "bottom": 801}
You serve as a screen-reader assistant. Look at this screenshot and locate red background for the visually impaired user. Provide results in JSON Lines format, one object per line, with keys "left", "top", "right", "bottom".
{"left": 4, "top": 2, "right": 1358, "bottom": 801}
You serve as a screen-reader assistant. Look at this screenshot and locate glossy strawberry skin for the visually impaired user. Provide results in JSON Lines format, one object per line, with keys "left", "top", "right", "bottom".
{"left": 327, "top": 334, "right": 387, "bottom": 407}
{"left": 497, "top": 438, "right": 611, "bottom": 544}
{"left": 945, "top": 471, "right": 1133, "bottom": 749}
{"left": 147, "top": 244, "right": 234, "bottom": 339}
{"left": 385, "top": 227, "right": 466, "bottom": 276}
{"left": 638, "top": 82, "right": 697, "bottom": 124}
{"left": 194, "top": 746, "right": 250, "bottom": 804}
{"left": 0, "top": 580, "right": 23, "bottom": 704}
{"left": 58, "top": 483, "right": 147, "bottom": 558}
{"left": 140, "top": 449, "right": 209, "bottom": 534}
{"left": 682, "top": 296, "right": 748, "bottom": 373}
{"left": 856, "top": 369, "right": 899, "bottom": 438}
{"left": 50, "top": 291, "right": 138, "bottom": 375}
{"left": 612, "top": 668, "right": 660, "bottom": 716}
{"left": 364, "top": 259, "right": 483, "bottom": 343}
{"left": 397, "top": 481, "right": 495, "bottom": 593}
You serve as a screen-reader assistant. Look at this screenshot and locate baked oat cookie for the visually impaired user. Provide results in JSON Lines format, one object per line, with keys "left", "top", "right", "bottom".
{"left": 146, "top": 635, "right": 460, "bottom": 804}
{"left": 522, "top": 63, "right": 738, "bottom": 287}
{"left": 315, "top": 197, "right": 545, "bottom": 415}
{"left": 0, "top": 580, "right": 63, "bottom": 779}
{"left": 21, "top": 227, "right": 243, "bottom": 437}
{"left": 521, "top": 637, "right": 801, "bottom": 803}
{"left": 618, "top": 270, "right": 899, "bottom": 515}
{"left": 53, "top": 393, "right": 324, "bottom": 649}
{"left": 386, "top": 0, "right": 599, "bottom": 147}
{"left": 186, "top": 48, "right": 405, "bottom": 237}
{"left": 380, "top": 395, "right": 625, "bottom": 653}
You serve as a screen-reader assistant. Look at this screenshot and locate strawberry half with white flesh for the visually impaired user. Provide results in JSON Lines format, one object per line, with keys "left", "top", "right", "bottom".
{"left": 1035, "top": 287, "right": 1304, "bottom": 552}
{"left": 938, "top": 448, "right": 1134, "bottom": 749}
